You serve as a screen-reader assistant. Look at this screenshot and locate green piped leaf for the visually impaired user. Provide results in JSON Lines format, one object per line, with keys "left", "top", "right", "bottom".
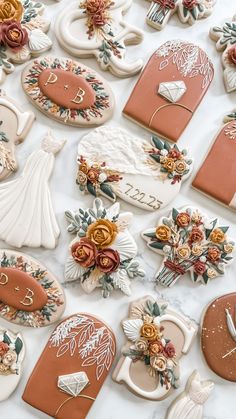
{"left": 152, "top": 136, "right": 164, "bottom": 150}
{"left": 100, "top": 182, "right": 116, "bottom": 200}
{"left": 87, "top": 181, "right": 97, "bottom": 197}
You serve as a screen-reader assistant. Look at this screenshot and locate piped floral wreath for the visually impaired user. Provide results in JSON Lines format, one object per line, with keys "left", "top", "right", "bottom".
{"left": 143, "top": 207, "right": 235, "bottom": 287}
{"left": 0, "top": 330, "right": 23, "bottom": 376}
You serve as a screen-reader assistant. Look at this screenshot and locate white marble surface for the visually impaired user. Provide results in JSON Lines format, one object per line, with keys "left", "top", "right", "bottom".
{"left": 1, "top": 0, "right": 236, "bottom": 418}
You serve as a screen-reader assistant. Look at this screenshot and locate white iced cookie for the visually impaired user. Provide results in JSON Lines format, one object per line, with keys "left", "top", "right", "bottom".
{"left": 77, "top": 126, "right": 193, "bottom": 211}
{"left": 55, "top": 0, "right": 144, "bottom": 78}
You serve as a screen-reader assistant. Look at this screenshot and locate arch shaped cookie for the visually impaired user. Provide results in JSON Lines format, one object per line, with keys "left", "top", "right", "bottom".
{"left": 112, "top": 296, "right": 197, "bottom": 400}
{"left": 55, "top": 0, "right": 144, "bottom": 78}
{"left": 0, "top": 249, "right": 65, "bottom": 327}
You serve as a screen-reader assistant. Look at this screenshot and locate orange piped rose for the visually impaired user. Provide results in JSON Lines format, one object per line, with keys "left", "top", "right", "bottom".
{"left": 0, "top": 0, "right": 23, "bottom": 23}
{"left": 140, "top": 323, "right": 158, "bottom": 341}
{"left": 176, "top": 212, "right": 190, "bottom": 227}
{"left": 156, "top": 225, "right": 172, "bottom": 242}
{"left": 87, "top": 219, "right": 117, "bottom": 248}
{"left": 210, "top": 228, "right": 225, "bottom": 244}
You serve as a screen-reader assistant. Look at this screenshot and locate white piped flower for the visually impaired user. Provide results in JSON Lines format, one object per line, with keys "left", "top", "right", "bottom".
{"left": 161, "top": 149, "right": 168, "bottom": 156}
{"left": 200, "top": 256, "right": 206, "bottom": 263}
{"left": 98, "top": 172, "right": 107, "bottom": 183}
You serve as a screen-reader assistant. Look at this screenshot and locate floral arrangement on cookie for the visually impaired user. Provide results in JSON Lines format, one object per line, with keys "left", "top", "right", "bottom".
{"left": 65, "top": 198, "right": 145, "bottom": 298}
{"left": 143, "top": 207, "right": 235, "bottom": 287}
{"left": 0, "top": 330, "right": 23, "bottom": 375}
{"left": 77, "top": 156, "right": 122, "bottom": 201}
{"left": 123, "top": 299, "right": 178, "bottom": 389}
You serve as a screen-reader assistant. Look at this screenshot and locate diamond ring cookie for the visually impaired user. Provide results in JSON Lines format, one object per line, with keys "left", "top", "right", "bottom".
{"left": 22, "top": 56, "right": 115, "bottom": 127}
{"left": 22, "top": 313, "right": 116, "bottom": 419}
{"left": 112, "top": 296, "right": 197, "bottom": 400}
{"left": 142, "top": 207, "right": 235, "bottom": 287}
{"left": 123, "top": 40, "right": 214, "bottom": 142}
{"left": 0, "top": 0, "right": 52, "bottom": 83}
{"left": 55, "top": 0, "right": 144, "bottom": 78}
{"left": 65, "top": 198, "right": 145, "bottom": 298}
{"left": 77, "top": 126, "right": 193, "bottom": 211}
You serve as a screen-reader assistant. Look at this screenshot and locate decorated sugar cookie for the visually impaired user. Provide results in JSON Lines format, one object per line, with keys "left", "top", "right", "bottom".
{"left": 65, "top": 198, "right": 145, "bottom": 298}
{"left": 123, "top": 40, "right": 214, "bottom": 142}
{"left": 193, "top": 112, "right": 236, "bottom": 211}
{"left": 210, "top": 15, "right": 236, "bottom": 93}
{"left": 0, "top": 249, "right": 65, "bottom": 327}
{"left": 22, "top": 56, "right": 115, "bottom": 126}
{"left": 55, "top": 0, "right": 143, "bottom": 78}
{"left": 146, "top": 0, "right": 216, "bottom": 31}
{"left": 0, "top": 90, "right": 34, "bottom": 181}
{"left": 142, "top": 207, "right": 235, "bottom": 287}
{"left": 0, "top": 327, "right": 25, "bottom": 401}
{"left": 23, "top": 313, "right": 116, "bottom": 418}
{"left": 0, "top": 0, "right": 52, "bottom": 83}
{"left": 77, "top": 126, "right": 193, "bottom": 211}
{"left": 201, "top": 293, "right": 236, "bottom": 382}
{"left": 112, "top": 296, "right": 197, "bottom": 400}
{"left": 166, "top": 370, "right": 214, "bottom": 419}
{"left": 0, "top": 132, "right": 65, "bottom": 249}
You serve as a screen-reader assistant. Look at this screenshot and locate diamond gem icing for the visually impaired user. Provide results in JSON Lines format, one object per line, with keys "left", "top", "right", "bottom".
{"left": 158, "top": 81, "right": 187, "bottom": 103}
{"left": 58, "top": 371, "right": 89, "bottom": 397}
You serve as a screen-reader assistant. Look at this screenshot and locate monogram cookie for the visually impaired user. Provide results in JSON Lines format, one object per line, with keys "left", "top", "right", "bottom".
{"left": 112, "top": 296, "right": 197, "bottom": 400}
{"left": 0, "top": 249, "right": 65, "bottom": 327}
{"left": 123, "top": 40, "right": 214, "bottom": 142}
{"left": 55, "top": 0, "right": 143, "bottom": 78}
{"left": 23, "top": 313, "right": 116, "bottom": 419}
{"left": 77, "top": 126, "right": 193, "bottom": 211}
{"left": 22, "top": 56, "right": 114, "bottom": 126}
{"left": 142, "top": 207, "right": 235, "bottom": 287}
{"left": 0, "top": 90, "right": 34, "bottom": 181}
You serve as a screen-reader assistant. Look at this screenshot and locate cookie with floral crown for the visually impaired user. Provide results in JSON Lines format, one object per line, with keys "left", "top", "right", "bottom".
{"left": 65, "top": 198, "right": 145, "bottom": 298}
{"left": 142, "top": 207, "right": 235, "bottom": 287}
{"left": 123, "top": 40, "right": 214, "bottom": 142}
{"left": 0, "top": 327, "right": 25, "bottom": 401}
{"left": 193, "top": 112, "right": 236, "bottom": 211}
{"left": 55, "top": 0, "right": 143, "bottom": 78}
{"left": 112, "top": 296, "right": 197, "bottom": 400}
{"left": 0, "top": 249, "right": 65, "bottom": 327}
{"left": 23, "top": 313, "right": 116, "bottom": 419}
{"left": 22, "top": 56, "right": 115, "bottom": 127}
{"left": 77, "top": 127, "right": 193, "bottom": 211}
{"left": 146, "top": 0, "right": 216, "bottom": 31}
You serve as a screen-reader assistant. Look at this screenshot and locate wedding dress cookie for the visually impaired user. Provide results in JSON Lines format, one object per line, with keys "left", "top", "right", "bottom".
{"left": 142, "top": 207, "right": 235, "bottom": 287}
{"left": 166, "top": 370, "right": 214, "bottom": 419}
{"left": 146, "top": 0, "right": 216, "bottom": 31}
{"left": 112, "top": 296, "right": 197, "bottom": 400}
{"left": 0, "top": 327, "right": 25, "bottom": 401}
{"left": 0, "top": 132, "right": 65, "bottom": 249}
{"left": 192, "top": 112, "right": 236, "bottom": 211}
{"left": 0, "top": 90, "right": 34, "bottom": 181}
{"left": 77, "top": 126, "right": 193, "bottom": 211}
{"left": 22, "top": 56, "right": 114, "bottom": 127}
{"left": 123, "top": 40, "right": 214, "bottom": 142}
{"left": 65, "top": 198, "right": 145, "bottom": 298}
{"left": 0, "top": 249, "right": 65, "bottom": 327}
{"left": 0, "top": 0, "right": 52, "bottom": 83}
{"left": 23, "top": 313, "right": 116, "bottom": 419}
{"left": 55, "top": 0, "right": 143, "bottom": 78}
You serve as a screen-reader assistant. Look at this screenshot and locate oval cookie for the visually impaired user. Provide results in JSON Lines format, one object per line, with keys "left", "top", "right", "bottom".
{"left": 22, "top": 56, "right": 115, "bottom": 127}
{"left": 0, "top": 250, "right": 65, "bottom": 327}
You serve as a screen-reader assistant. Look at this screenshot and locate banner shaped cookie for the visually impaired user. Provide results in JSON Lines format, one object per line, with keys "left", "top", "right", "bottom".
{"left": 0, "top": 90, "right": 34, "bottom": 181}
{"left": 0, "top": 249, "right": 65, "bottom": 327}
{"left": 55, "top": 0, "right": 143, "bottom": 78}
{"left": 23, "top": 313, "right": 116, "bottom": 419}
{"left": 0, "top": 327, "right": 25, "bottom": 401}
{"left": 201, "top": 293, "right": 236, "bottom": 382}
{"left": 113, "top": 296, "right": 197, "bottom": 400}
{"left": 192, "top": 112, "right": 236, "bottom": 211}
{"left": 123, "top": 40, "right": 214, "bottom": 142}
{"left": 142, "top": 207, "right": 235, "bottom": 287}
{"left": 77, "top": 126, "right": 193, "bottom": 211}
{"left": 22, "top": 56, "right": 114, "bottom": 127}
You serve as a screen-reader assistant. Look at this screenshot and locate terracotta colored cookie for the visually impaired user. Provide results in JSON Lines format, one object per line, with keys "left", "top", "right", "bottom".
{"left": 77, "top": 126, "right": 193, "bottom": 211}
{"left": 142, "top": 207, "right": 235, "bottom": 287}
{"left": 55, "top": 0, "right": 144, "bottom": 78}
{"left": 23, "top": 313, "right": 116, "bottom": 419}
{"left": 123, "top": 40, "right": 214, "bottom": 142}
{"left": 0, "top": 249, "right": 65, "bottom": 327}
{"left": 201, "top": 293, "right": 236, "bottom": 382}
{"left": 112, "top": 296, "right": 197, "bottom": 400}
{"left": 192, "top": 112, "right": 236, "bottom": 211}
{"left": 22, "top": 56, "right": 115, "bottom": 127}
